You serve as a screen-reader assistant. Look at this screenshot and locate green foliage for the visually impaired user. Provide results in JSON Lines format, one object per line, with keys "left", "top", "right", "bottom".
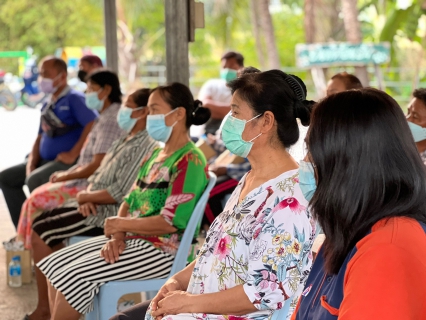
{"left": 0, "top": 0, "right": 104, "bottom": 59}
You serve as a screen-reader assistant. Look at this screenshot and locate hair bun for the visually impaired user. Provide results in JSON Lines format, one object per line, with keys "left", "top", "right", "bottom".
{"left": 191, "top": 100, "right": 211, "bottom": 126}
{"left": 294, "top": 99, "right": 315, "bottom": 126}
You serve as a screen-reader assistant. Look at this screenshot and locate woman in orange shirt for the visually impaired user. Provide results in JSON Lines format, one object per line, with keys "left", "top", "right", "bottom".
{"left": 293, "top": 88, "right": 426, "bottom": 320}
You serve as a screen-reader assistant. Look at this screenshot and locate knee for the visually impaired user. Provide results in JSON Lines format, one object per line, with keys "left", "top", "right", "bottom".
{"left": 26, "top": 173, "right": 41, "bottom": 192}
{"left": 0, "top": 169, "right": 10, "bottom": 186}
{"left": 31, "top": 230, "right": 41, "bottom": 246}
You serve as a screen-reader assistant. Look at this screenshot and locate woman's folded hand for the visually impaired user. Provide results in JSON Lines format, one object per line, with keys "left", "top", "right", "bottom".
{"left": 99, "top": 238, "right": 126, "bottom": 264}
{"left": 78, "top": 202, "right": 97, "bottom": 217}
{"left": 152, "top": 291, "right": 193, "bottom": 318}
{"left": 104, "top": 216, "right": 123, "bottom": 237}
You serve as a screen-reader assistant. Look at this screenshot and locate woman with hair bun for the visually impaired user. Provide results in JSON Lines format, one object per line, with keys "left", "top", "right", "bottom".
{"left": 36, "top": 82, "right": 211, "bottom": 320}
{"left": 111, "top": 70, "right": 316, "bottom": 320}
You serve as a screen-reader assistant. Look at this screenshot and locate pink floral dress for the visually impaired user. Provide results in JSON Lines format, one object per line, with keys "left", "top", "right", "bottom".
{"left": 146, "top": 169, "right": 316, "bottom": 320}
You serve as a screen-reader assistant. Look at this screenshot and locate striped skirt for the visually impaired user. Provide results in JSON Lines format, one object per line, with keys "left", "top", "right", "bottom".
{"left": 37, "top": 236, "right": 174, "bottom": 314}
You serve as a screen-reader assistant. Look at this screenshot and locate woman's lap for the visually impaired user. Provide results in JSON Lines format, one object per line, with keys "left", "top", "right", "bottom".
{"left": 38, "top": 237, "right": 175, "bottom": 314}
{"left": 17, "top": 181, "right": 86, "bottom": 248}
{"left": 32, "top": 207, "right": 103, "bottom": 248}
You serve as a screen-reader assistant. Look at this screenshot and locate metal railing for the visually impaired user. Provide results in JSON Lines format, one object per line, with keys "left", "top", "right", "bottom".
{"left": 137, "top": 65, "right": 420, "bottom": 109}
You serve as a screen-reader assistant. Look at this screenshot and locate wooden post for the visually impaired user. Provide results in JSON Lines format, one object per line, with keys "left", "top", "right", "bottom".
{"left": 104, "top": 0, "right": 119, "bottom": 73}
{"left": 165, "top": 0, "right": 190, "bottom": 86}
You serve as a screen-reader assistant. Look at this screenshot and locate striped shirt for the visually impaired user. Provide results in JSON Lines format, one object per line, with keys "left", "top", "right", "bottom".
{"left": 77, "top": 102, "right": 124, "bottom": 166}
{"left": 84, "top": 130, "right": 158, "bottom": 227}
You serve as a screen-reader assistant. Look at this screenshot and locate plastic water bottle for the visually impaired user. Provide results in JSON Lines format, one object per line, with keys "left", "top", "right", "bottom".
{"left": 8, "top": 256, "right": 22, "bottom": 287}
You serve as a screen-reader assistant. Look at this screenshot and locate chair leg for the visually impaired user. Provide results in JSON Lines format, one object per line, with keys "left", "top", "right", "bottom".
{"left": 98, "top": 290, "right": 127, "bottom": 320}
{"left": 85, "top": 295, "right": 99, "bottom": 320}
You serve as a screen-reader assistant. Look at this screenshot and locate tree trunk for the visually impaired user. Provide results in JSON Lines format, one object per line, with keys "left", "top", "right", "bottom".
{"left": 304, "top": 0, "right": 315, "bottom": 43}
{"left": 250, "top": 0, "right": 266, "bottom": 70}
{"left": 257, "top": 0, "right": 280, "bottom": 70}
{"left": 116, "top": 0, "right": 138, "bottom": 83}
{"left": 341, "top": 0, "right": 369, "bottom": 86}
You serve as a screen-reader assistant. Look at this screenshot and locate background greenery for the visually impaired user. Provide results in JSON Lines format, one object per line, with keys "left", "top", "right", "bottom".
{"left": 0, "top": 0, "right": 425, "bottom": 106}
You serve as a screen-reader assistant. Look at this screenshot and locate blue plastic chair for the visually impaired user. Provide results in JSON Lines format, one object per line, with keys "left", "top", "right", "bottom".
{"left": 85, "top": 172, "right": 217, "bottom": 320}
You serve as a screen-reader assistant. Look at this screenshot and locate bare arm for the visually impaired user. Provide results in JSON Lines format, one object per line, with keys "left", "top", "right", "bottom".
{"left": 76, "top": 189, "right": 116, "bottom": 205}
{"left": 53, "top": 153, "right": 105, "bottom": 182}
{"left": 56, "top": 121, "right": 95, "bottom": 164}
{"left": 26, "top": 134, "right": 42, "bottom": 176}
{"left": 104, "top": 215, "right": 177, "bottom": 238}
{"left": 202, "top": 98, "right": 231, "bottom": 120}
{"left": 152, "top": 284, "right": 257, "bottom": 317}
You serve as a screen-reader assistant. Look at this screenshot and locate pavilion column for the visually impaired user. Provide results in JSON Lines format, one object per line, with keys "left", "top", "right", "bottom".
{"left": 165, "top": 0, "right": 190, "bottom": 86}
{"left": 104, "top": 0, "right": 119, "bottom": 73}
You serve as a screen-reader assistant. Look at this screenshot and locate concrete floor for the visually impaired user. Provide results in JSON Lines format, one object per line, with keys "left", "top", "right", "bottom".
{"left": 0, "top": 107, "right": 39, "bottom": 318}
{"left": 0, "top": 107, "right": 148, "bottom": 319}
{"left": 0, "top": 193, "right": 38, "bottom": 320}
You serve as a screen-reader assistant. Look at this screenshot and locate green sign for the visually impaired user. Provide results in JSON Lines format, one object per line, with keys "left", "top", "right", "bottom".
{"left": 0, "top": 51, "right": 29, "bottom": 59}
{"left": 296, "top": 42, "right": 390, "bottom": 68}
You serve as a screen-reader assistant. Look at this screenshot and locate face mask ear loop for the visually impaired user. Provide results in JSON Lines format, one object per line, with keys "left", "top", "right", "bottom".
{"left": 165, "top": 108, "right": 179, "bottom": 127}
{"left": 246, "top": 113, "right": 263, "bottom": 124}
{"left": 249, "top": 132, "right": 262, "bottom": 142}
{"left": 245, "top": 113, "right": 264, "bottom": 142}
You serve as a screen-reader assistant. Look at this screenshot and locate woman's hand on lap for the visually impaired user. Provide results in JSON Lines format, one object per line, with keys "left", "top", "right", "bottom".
{"left": 152, "top": 291, "right": 193, "bottom": 319}
{"left": 78, "top": 202, "right": 97, "bottom": 217}
{"left": 151, "top": 279, "right": 183, "bottom": 317}
{"left": 50, "top": 171, "right": 68, "bottom": 183}
{"left": 99, "top": 238, "right": 126, "bottom": 263}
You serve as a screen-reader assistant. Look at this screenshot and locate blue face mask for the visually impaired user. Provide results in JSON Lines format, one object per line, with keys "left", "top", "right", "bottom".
{"left": 85, "top": 90, "right": 104, "bottom": 111}
{"left": 221, "top": 114, "right": 262, "bottom": 158}
{"left": 146, "top": 108, "right": 178, "bottom": 142}
{"left": 298, "top": 160, "right": 316, "bottom": 202}
{"left": 117, "top": 106, "right": 145, "bottom": 132}
{"left": 407, "top": 121, "right": 426, "bottom": 142}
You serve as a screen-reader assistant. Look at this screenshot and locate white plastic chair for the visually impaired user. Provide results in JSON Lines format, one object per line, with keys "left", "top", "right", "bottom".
{"left": 84, "top": 172, "right": 217, "bottom": 320}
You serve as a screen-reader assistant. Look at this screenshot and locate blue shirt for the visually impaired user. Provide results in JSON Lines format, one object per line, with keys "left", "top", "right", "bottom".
{"left": 39, "top": 87, "right": 98, "bottom": 160}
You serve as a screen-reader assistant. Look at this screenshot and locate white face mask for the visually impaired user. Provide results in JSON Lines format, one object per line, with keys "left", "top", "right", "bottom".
{"left": 39, "top": 73, "right": 62, "bottom": 94}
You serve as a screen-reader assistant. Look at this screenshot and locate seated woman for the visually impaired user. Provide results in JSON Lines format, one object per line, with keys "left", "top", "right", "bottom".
{"left": 35, "top": 82, "right": 211, "bottom": 320}
{"left": 292, "top": 89, "right": 426, "bottom": 319}
{"left": 16, "top": 69, "right": 125, "bottom": 249}
{"left": 113, "top": 70, "right": 316, "bottom": 320}
{"left": 24, "top": 88, "right": 157, "bottom": 320}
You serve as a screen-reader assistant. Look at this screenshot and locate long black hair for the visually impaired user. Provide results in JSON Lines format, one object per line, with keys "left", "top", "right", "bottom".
{"left": 228, "top": 69, "right": 314, "bottom": 148}
{"left": 308, "top": 88, "right": 426, "bottom": 274}
{"left": 152, "top": 82, "right": 210, "bottom": 129}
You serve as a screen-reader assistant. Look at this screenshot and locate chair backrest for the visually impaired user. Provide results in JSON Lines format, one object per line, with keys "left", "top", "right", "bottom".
{"left": 169, "top": 171, "right": 216, "bottom": 275}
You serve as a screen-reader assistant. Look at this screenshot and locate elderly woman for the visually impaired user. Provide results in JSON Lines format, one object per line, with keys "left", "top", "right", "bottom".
{"left": 113, "top": 70, "right": 316, "bottom": 320}
{"left": 35, "top": 82, "right": 211, "bottom": 320}
{"left": 16, "top": 69, "right": 125, "bottom": 249}
{"left": 293, "top": 88, "right": 426, "bottom": 319}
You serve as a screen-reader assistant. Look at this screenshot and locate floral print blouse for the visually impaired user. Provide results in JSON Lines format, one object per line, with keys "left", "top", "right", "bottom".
{"left": 147, "top": 169, "right": 315, "bottom": 320}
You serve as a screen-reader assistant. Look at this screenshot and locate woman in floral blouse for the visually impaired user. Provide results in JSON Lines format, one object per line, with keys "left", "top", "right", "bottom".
{"left": 34, "top": 82, "right": 211, "bottom": 320}
{"left": 112, "top": 70, "right": 316, "bottom": 320}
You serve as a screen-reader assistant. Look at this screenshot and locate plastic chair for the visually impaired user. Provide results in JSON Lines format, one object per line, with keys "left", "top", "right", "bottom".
{"left": 85, "top": 172, "right": 217, "bottom": 320}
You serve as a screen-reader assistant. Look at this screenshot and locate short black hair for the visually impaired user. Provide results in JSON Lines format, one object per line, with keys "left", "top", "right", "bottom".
{"left": 228, "top": 69, "right": 314, "bottom": 149}
{"left": 221, "top": 51, "right": 244, "bottom": 67}
{"left": 331, "top": 72, "right": 363, "bottom": 90}
{"left": 86, "top": 69, "right": 122, "bottom": 104}
{"left": 413, "top": 88, "right": 426, "bottom": 107}
{"left": 41, "top": 56, "right": 68, "bottom": 74}
{"left": 308, "top": 88, "right": 426, "bottom": 274}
